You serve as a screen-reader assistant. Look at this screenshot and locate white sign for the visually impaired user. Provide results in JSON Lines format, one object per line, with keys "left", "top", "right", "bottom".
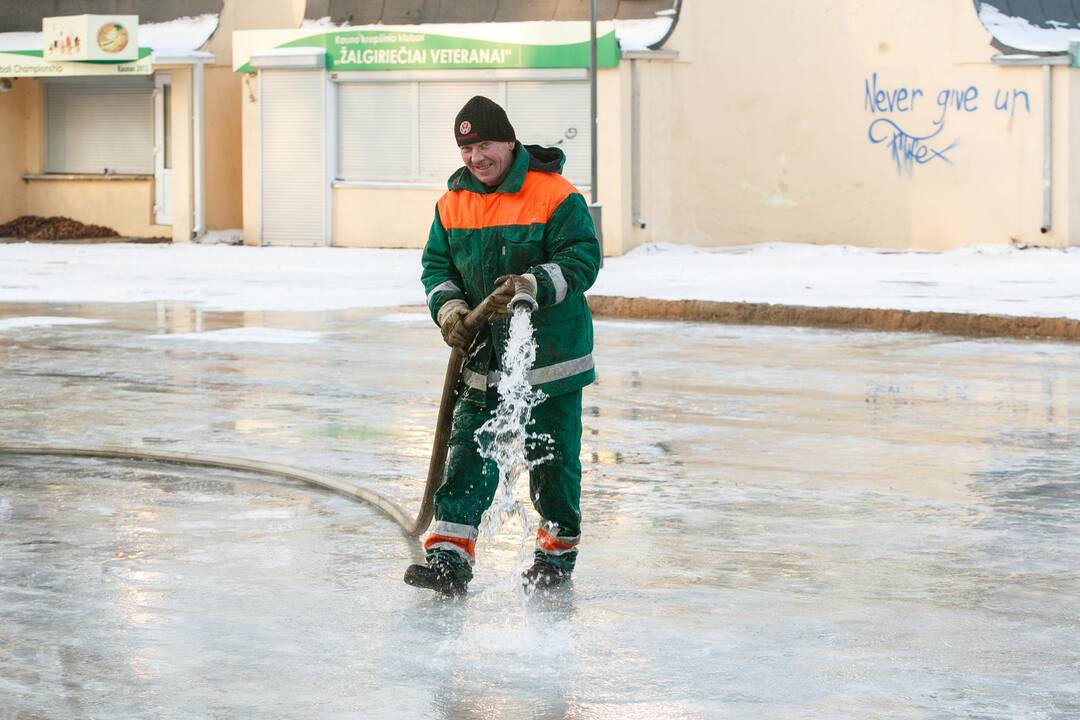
{"left": 43, "top": 14, "right": 139, "bottom": 62}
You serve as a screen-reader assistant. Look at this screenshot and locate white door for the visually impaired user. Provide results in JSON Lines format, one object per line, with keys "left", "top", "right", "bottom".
{"left": 261, "top": 69, "right": 329, "bottom": 246}
{"left": 154, "top": 73, "right": 172, "bottom": 225}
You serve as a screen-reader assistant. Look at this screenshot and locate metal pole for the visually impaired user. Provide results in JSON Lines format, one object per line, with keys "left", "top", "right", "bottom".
{"left": 589, "top": 0, "right": 604, "bottom": 260}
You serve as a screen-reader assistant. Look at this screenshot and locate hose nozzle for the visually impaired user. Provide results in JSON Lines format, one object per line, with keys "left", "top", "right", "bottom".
{"left": 509, "top": 292, "right": 538, "bottom": 313}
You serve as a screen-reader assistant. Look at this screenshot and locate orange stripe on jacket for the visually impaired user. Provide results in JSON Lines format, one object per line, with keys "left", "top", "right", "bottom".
{"left": 424, "top": 534, "right": 476, "bottom": 557}
{"left": 536, "top": 529, "right": 576, "bottom": 552}
{"left": 438, "top": 170, "right": 578, "bottom": 231}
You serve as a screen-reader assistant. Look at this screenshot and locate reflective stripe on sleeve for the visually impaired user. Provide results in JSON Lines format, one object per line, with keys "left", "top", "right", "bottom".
{"left": 476, "top": 354, "right": 594, "bottom": 391}
{"left": 538, "top": 263, "right": 568, "bottom": 305}
{"left": 426, "top": 280, "right": 462, "bottom": 305}
{"left": 462, "top": 369, "right": 488, "bottom": 391}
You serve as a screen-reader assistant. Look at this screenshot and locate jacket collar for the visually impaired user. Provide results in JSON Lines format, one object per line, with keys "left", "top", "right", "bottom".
{"left": 448, "top": 142, "right": 529, "bottom": 195}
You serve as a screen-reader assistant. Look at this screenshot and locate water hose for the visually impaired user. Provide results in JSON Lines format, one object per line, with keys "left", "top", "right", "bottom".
{"left": 0, "top": 286, "right": 515, "bottom": 540}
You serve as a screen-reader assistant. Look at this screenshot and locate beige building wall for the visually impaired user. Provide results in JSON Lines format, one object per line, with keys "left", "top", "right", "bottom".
{"left": 0, "top": 78, "right": 31, "bottom": 224}
{"left": 203, "top": 0, "right": 305, "bottom": 232}
{"left": 25, "top": 179, "right": 168, "bottom": 238}
{"left": 652, "top": 0, "right": 1074, "bottom": 249}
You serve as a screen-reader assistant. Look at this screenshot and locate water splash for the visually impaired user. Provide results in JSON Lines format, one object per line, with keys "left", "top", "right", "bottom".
{"left": 475, "top": 308, "right": 549, "bottom": 573}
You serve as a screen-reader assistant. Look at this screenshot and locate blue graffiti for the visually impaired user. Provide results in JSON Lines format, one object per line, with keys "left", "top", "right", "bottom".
{"left": 868, "top": 119, "right": 959, "bottom": 174}
{"left": 994, "top": 88, "right": 1031, "bottom": 117}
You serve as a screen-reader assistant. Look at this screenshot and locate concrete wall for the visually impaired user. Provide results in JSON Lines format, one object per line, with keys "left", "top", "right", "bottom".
{"left": 0, "top": 78, "right": 31, "bottom": 224}
{"left": 652, "top": 0, "right": 1074, "bottom": 249}
{"left": 25, "top": 179, "right": 169, "bottom": 238}
{"left": 204, "top": 65, "right": 244, "bottom": 230}
{"left": 332, "top": 187, "right": 441, "bottom": 248}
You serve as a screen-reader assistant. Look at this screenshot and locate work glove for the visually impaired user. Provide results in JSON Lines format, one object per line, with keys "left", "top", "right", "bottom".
{"left": 437, "top": 299, "right": 472, "bottom": 351}
{"left": 492, "top": 273, "right": 538, "bottom": 315}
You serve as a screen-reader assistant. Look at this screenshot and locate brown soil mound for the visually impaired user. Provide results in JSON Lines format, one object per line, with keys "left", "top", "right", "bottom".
{"left": 587, "top": 295, "right": 1080, "bottom": 343}
{"left": 0, "top": 215, "right": 118, "bottom": 241}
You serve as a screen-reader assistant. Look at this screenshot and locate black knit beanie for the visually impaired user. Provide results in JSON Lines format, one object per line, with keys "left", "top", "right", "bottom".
{"left": 454, "top": 95, "right": 515, "bottom": 146}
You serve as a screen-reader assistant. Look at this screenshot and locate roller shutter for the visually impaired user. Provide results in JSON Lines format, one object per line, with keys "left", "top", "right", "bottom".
{"left": 45, "top": 78, "right": 154, "bottom": 175}
{"left": 261, "top": 69, "right": 328, "bottom": 246}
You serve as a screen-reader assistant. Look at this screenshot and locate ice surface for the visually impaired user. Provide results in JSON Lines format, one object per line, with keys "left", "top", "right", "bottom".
{"left": 0, "top": 302, "right": 1078, "bottom": 717}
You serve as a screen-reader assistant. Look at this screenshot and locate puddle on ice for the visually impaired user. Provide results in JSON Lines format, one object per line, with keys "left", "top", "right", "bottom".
{"left": 0, "top": 302, "right": 1079, "bottom": 718}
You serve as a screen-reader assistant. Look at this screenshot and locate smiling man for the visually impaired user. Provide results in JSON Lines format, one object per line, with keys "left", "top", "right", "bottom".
{"left": 407, "top": 95, "right": 601, "bottom": 596}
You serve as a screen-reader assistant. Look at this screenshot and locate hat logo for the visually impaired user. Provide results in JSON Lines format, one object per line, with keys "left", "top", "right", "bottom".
{"left": 458, "top": 120, "right": 472, "bottom": 135}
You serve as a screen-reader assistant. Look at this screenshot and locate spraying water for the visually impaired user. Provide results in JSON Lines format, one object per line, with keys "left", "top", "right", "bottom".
{"left": 475, "top": 308, "right": 550, "bottom": 574}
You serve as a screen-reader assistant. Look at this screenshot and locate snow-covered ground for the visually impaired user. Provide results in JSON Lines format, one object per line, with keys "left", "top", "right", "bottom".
{"left": 0, "top": 241, "right": 1077, "bottom": 319}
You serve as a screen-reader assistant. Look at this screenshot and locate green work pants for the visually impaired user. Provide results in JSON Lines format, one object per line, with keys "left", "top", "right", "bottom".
{"left": 427, "top": 387, "right": 583, "bottom": 582}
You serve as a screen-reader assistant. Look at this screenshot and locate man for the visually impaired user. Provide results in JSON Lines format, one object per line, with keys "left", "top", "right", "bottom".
{"left": 405, "top": 95, "right": 601, "bottom": 596}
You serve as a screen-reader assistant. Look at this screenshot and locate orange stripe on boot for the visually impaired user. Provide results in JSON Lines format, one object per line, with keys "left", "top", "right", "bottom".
{"left": 424, "top": 534, "right": 476, "bottom": 557}
{"left": 537, "top": 529, "right": 576, "bottom": 553}
{"left": 438, "top": 171, "right": 578, "bottom": 230}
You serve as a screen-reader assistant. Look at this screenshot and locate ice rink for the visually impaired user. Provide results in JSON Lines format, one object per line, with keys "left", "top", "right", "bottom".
{"left": 2, "top": 302, "right": 1078, "bottom": 718}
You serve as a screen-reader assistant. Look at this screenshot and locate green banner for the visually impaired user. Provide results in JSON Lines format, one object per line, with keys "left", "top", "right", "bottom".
{"left": 235, "top": 26, "right": 619, "bottom": 73}
{"left": 0, "top": 47, "right": 152, "bottom": 76}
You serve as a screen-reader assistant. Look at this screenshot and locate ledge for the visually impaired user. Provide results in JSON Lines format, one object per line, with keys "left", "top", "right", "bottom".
{"left": 22, "top": 174, "right": 153, "bottom": 182}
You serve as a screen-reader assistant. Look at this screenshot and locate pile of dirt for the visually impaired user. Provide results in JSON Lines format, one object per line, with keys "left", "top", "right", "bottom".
{"left": 0, "top": 215, "right": 118, "bottom": 241}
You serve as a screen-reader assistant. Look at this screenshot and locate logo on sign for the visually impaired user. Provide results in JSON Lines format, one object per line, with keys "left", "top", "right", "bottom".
{"left": 97, "top": 21, "right": 129, "bottom": 53}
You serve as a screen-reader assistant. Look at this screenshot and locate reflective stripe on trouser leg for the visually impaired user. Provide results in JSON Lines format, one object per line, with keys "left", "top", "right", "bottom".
{"left": 423, "top": 520, "right": 479, "bottom": 566}
{"left": 428, "top": 390, "right": 500, "bottom": 581}
{"left": 527, "top": 389, "right": 583, "bottom": 571}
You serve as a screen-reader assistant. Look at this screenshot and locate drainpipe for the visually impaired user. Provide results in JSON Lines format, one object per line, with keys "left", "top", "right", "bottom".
{"left": 991, "top": 53, "right": 1069, "bottom": 235}
{"left": 193, "top": 60, "right": 205, "bottom": 240}
{"left": 1041, "top": 63, "right": 1052, "bottom": 233}
{"left": 631, "top": 58, "right": 645, "bottom": 229}
{"left": 589, "top": 0, "right": 603, "bottom": 261}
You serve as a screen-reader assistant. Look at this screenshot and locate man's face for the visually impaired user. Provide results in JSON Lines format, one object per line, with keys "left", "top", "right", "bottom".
{"left": 460, "top": 140, "right": 515, "bottom": 187}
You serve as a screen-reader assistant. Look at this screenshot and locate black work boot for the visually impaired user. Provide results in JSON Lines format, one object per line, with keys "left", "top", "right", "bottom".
{"left": 521, "top": 560, "right": 571, "bottom": 591}
{"left": 404, "top": 559, "right": 467, "bottom": 597}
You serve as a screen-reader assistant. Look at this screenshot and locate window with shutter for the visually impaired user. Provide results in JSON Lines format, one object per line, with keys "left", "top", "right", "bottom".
{"left": 338, "top": 82, "right": 415, "bottom": 182}
{"left": 45, "top": 78, "right": 154, "bottom": 175}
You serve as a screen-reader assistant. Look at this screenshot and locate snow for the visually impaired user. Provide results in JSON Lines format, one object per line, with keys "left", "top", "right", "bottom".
{"left": 0, "top": 316, "right": 104, "bottom": 330}
{"left": 148, "top": 327, "right": 325, "bottom": 345}
{"left": 614, "top": 17, "right": 674, "bottom": 51}
{"left": 0, "top": 241, "right": 1078, "bottom": 320}
{"left": 977, "top": 4, "right": 1080, "bottom": 53}
{"left": 0, "top": 14, "right": 218, "bottom": 54}
{"left": 196, "top": 229, "right": 244, "bottom": 246}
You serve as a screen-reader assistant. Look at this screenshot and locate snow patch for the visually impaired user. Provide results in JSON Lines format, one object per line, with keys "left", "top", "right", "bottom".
{"left": 977, "top": 3, "right": 1080, "bottom": 52}
{"left": 148, "top": 327, "right": 325, "bottom": 345}
{"left": 0, "top": 14, "right": 218, "bottom": 54}
{"left": 614, "top": 17, "right": 674, "bottom": 51}
{"left": 196, "top": 229, "right": 244, "bottom": 246}
{"left": 0, "top": 316, "right": 104, "bottom": 331}
{"left": 376, "top": 312, "right": 430, "bottom": 324}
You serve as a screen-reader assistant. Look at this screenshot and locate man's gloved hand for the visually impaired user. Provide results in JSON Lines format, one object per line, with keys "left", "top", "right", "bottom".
{"left": 492, "top": 274, "right": 538, "bottom": 315}
{"left": 437, "top": 299, "right": 472, "bottom": 351}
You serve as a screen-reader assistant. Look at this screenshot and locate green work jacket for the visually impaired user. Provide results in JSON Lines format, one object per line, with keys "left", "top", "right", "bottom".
{"left": 422, "top": 143, "right": 601, "bottom": 400}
